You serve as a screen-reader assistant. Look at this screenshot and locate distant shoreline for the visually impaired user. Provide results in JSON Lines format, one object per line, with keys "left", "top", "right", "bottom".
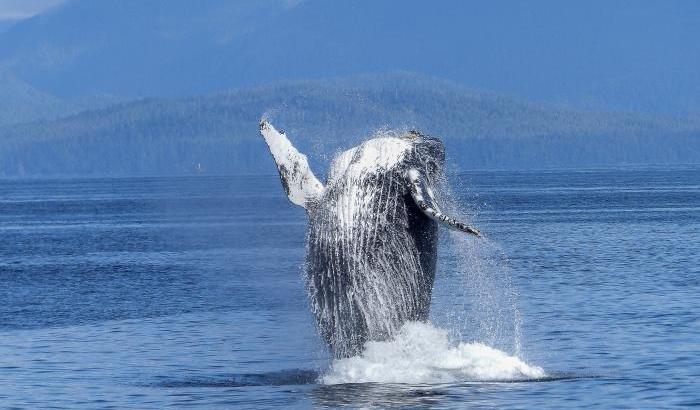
{"left": 2, "top": 163, "right": 699, "bottom": 182}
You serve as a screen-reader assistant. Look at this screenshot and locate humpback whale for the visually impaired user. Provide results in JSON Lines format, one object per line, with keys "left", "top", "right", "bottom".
{"left": 260, "top": 121, "right": 480, "bottom": 358}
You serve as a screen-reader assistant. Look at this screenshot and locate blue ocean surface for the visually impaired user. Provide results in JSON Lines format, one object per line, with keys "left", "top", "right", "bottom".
{"left": 1, "top": 168, "right": 698, "bottom": 408}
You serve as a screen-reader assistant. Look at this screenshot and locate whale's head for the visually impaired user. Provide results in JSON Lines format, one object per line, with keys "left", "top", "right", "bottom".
{"left": 327, "top": 130, "right": 447, "bottom": 185}
{"left": 328, "top": 130, "right": 478, "bottom": 235}
{"left": 400, "top": 130, "right": 445, "bottom": 178}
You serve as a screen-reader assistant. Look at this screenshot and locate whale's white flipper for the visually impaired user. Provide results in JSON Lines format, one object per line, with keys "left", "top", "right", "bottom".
{"left": 259, "top": 120, "right": 324, "bottom": 209}
{"left": 407, "top": 168, "right": 481, "bottom": 237}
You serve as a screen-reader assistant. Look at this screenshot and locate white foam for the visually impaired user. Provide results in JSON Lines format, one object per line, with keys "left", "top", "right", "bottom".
{"left": 321, "top": 322, "right": 545, "bottom": 384}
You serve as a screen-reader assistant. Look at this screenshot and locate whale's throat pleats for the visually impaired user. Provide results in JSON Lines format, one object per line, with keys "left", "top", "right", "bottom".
{"left": 306, "top": 140, "right": 438, "bottom": 358}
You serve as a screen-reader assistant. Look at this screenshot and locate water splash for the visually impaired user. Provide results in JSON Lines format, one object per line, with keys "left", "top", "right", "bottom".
{"left": 321, "top": 321, "right": 544, "bottom": 384}
{"left": 434, "top": 232, "right": 524, "bottom": 355}
{"left": 316, "top": 174, "right": 541, "bottom": 384}
{"left": 429, "top": 171, "right": 525, "bottom": 356}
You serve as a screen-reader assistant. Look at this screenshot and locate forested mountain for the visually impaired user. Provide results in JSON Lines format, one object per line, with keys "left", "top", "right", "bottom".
{"left": 0, "top": 70, "right": 122, "bottom": 125}
{"left": 2, "top": 74, "right": 699, "bottom": 177}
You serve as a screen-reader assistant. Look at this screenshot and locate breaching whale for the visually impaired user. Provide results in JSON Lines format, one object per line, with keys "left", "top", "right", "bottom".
{"left": 260, "top": 121, "right": 480, "bottom": 358}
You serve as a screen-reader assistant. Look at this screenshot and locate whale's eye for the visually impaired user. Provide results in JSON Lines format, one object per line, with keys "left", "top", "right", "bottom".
{"left": 406, "top": 130, "right": 422, "bottom": 140}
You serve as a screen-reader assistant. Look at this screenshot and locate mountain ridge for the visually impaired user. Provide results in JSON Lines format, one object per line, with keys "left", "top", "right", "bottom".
{"left": 2, "top": 73, "right": 699, "bottom": 177}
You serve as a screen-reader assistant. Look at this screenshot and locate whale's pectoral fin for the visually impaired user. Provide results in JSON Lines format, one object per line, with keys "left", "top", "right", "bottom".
{"left": 259, "top": 120, "right": 325, "bottom": 209}
{"left": 407, "top": 168, "right": 481, "bottom": 237}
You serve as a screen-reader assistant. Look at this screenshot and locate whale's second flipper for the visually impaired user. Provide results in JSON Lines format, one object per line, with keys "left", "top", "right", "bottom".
{"left": 407, "top": 168, "right": 481, "bottom": 237}
{"left": 259, "top": 120, "right": 325, "bottom": 209}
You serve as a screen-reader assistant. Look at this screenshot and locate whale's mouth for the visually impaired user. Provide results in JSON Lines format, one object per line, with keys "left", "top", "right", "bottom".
{"left": 321, "top": 322, "right": 546, "bottom": 385}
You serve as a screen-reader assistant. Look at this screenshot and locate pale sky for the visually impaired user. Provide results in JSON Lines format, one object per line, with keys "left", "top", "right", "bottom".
{"left": 0, "top": 0, "right": 65, "bottom": 20}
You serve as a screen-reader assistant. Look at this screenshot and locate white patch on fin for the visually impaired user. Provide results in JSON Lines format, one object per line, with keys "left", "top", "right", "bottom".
{"left": 259, "top": 120, "right": 324, "bottom": 208}
{"left": 407, "top": 169, "right": 481, "bottom": 237}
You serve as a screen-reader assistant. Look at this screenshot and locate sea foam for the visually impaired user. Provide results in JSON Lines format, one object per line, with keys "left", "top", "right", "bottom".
{"left": 321, "top": 321, "right": 545, "bottom": 384}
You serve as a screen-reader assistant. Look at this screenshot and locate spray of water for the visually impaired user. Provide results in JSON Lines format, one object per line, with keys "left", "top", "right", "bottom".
{"left": 436, "top": 232, "right": 524, "bottom": 349}
{"left": 320, "top": 170, "right": 539, "bottom": 384}
{"left": 322, "top": 321, "right": 543, "bottom": 384}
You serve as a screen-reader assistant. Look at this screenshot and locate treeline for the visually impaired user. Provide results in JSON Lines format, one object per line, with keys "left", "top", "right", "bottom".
{"left": 1, "top": 74, "right": 699, "bottom": 177}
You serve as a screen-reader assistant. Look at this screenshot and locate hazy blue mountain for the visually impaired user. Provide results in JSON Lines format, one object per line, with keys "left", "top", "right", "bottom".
{"left": 0, "top": 69, "right": 123, "bottom": 125}
{"left": 0, "top": 70, "right": 70, "bottom": 124}
{"left": 0, "top": 0, "right": 699, "bottom": 118}
{"left": 2, "top": 74, "right": 698, "bottom": 177}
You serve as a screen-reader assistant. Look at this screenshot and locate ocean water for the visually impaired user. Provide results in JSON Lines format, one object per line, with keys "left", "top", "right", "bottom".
{"left": 1, "top": 168, "right": 698, "bottom": 409}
